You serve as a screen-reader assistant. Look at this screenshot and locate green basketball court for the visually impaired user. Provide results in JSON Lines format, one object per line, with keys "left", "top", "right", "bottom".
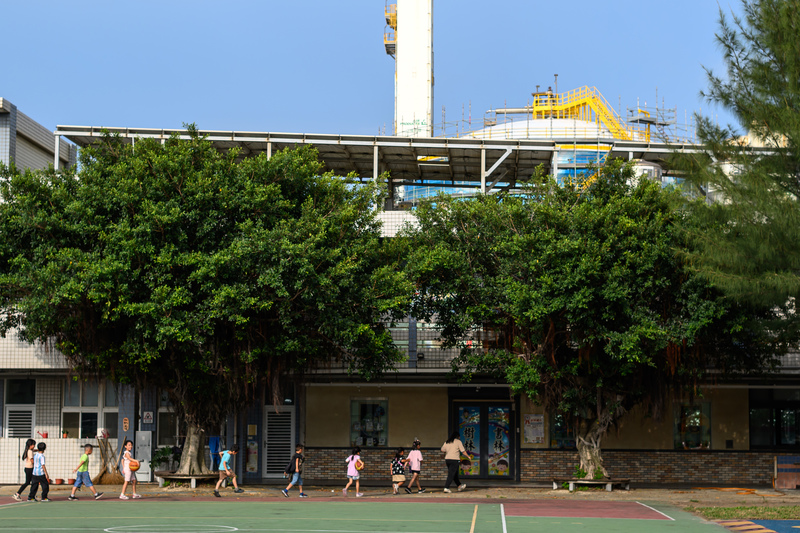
{"left": 0, "top": 498, "right": 718, "bottom": 533}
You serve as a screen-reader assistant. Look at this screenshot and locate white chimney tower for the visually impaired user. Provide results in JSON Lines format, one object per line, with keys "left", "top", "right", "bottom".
{"left": 385, "top": 1, "right": 434, "bottom": 137}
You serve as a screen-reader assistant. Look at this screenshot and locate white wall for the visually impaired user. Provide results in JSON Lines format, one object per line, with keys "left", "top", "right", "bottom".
{"left": 0, "top": 438, "right": 117, "bottom": 485}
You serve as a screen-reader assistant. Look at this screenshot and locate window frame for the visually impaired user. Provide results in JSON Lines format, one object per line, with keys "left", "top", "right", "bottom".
{"left": 62, "top": 379, "right": 119, "bottom": 439}
{"left": 350, "top": 397, "right": 389, "bottom": 447}
{"left": 673, "top": 401, "right": 712, "bottom": 450}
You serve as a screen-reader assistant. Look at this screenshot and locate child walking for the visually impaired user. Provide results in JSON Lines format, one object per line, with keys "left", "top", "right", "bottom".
{"left": 119, "top": 440, "right": 141, "bottom": 500}
{"left": 68, "top": 443, "right": 104, "bottom": 501}
{"left": 282, "top": 444, "right": 307, "bottom": 498}
{"left": 406, "top": 438, "right": 425, "bottom": 493}
{"left": 214, "top": 445, "right": 244, "bottom": 497}
{"left": 390, "top": 447, "right": 407, "bottom": 495}
{"left": 28, "top": 442, "right": 49, "bottom": 502}
{"left": 13, "top": 439, "right": 36, "bottom": 501}
{"left": 343, "top": 446, "right": 363, "bottom": 497}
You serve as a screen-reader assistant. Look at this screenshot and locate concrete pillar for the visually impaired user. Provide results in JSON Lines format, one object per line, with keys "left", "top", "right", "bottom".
{"left": 408, "top": 316, "right": 417, "bottom": 369}
{"left": 373, "top": 145, "right": 379, "bottom": 181}
{"left": 117, "top": 384, "right": 136, "bottom": 446}
{"left": 243, "top": 400, "right": 262, "bottom": 480}
{"left": 480, "top": 148, "right": 486, "bottom": 193}
{"left": 54, "top": 135, "right": 60, "bottom": 170}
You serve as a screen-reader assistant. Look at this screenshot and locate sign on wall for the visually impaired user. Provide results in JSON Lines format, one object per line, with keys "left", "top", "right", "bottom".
{"left": 524, "top": 414, "right": 544, "bottom": 444}
{"left": 142, "top": 411, "right": 154, "bottom": 425}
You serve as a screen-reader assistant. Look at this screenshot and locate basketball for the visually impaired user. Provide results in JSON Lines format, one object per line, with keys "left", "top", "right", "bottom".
{"left": 129, "top": 459, "right": 140, "bottom": 472}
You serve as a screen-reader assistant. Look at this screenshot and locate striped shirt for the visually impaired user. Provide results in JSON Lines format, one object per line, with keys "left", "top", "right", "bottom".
{"left": 33, "top": 452, "right": 45, "bottom": 476}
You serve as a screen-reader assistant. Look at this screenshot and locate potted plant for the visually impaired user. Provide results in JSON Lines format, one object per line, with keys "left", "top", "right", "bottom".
{"left": 62, "top": 430, "right": 69, "bottom": 439}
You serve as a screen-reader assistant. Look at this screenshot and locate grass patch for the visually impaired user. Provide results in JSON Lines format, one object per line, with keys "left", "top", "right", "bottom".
{"left": 685, "top": 506, "right": 800, "bottom": 520}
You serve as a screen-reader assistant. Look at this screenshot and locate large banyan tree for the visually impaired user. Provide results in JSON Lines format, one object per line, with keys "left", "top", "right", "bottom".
{"left": 402, "top": 162, "right": 790, "bottom": 478}
{"left": 0, "top": 130, "right": 411, "bottom": 474}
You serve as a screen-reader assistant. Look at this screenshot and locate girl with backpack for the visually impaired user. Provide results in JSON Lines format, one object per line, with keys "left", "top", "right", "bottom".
{"left": 343, "top": 446, "right": 363, "bottom": 497}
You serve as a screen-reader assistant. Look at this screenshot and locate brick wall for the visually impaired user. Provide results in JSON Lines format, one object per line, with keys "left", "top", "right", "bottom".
{"left": 521, "top": 449, "right": 775, "bottom": 485}
{"left": 304, "top": 447, "right": 448, "bottom": 484}
{"left": 304, "top": 447, "right": 777, "bottom": 486}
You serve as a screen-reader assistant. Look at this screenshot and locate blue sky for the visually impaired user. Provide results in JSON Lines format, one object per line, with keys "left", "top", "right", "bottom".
{"left": 3, "top": 0, "right": 738, "bottom": 136}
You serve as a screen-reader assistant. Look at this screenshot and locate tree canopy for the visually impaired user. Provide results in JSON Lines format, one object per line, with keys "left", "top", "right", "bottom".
{"left": 0, "top": 130, "right": 411, "bottom": 473}
{"left": 402, "top": 163, "right": 787, "bottom": 476}
{"left": 677, "top": 0, "right": 800, "bottom": 307}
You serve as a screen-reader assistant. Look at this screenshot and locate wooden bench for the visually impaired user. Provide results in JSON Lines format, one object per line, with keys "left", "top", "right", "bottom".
{"left": 552, "top": 478, "right": 631, "bottom": 492}
{"left": 154, "top": 471, "right": 221, "bottom": 489}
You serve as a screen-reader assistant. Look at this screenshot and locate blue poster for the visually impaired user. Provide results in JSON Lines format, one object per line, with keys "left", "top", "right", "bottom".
{"left": 488, "top": 407, "right": 510, "bottom": 476}
{"left": 458, "top": 406, "right": 480, "bottom": 476}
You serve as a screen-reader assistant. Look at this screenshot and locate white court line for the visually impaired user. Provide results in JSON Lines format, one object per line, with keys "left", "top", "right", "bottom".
{"left": 0, "top": 501, "right": 34, "bottom": 509}
{"left": 500, "top": 503, "right": 507, "bottom": 533}
{"left": 635, "top": 501, "right": 675, "bottom": 521}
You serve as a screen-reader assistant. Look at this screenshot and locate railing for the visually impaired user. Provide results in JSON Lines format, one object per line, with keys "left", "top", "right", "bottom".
{"left": 385, "top": 1, "right": 397, "bottom": 27}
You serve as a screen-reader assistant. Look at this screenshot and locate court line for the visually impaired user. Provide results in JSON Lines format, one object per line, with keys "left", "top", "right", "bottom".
{"left": 635, "top": 501, "right": 675, "bottom": 521}
{"left": 500, "top": 504, "right": 507, "bottom": 533}
{"left": 0, "top": 517, "right": 471, "bottom": 524}
{"left": 0, "top": 501, "right": 35, "bottom": 509}
{"left": 469, "top": 505, "right": 478, "bottom": 533}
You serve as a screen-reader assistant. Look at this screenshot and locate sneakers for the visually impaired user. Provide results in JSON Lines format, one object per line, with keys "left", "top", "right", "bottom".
{"left": 443, "top": 488, "right": 452, "bottom": 493}
{"left": 94, "top": 492, "right": 104, "bottom": 500}
{"left": 233, "top": 488, "right": 244, "bottom": 494}
{"left": 132, "top": 494, "right": 142, "bottom": 499}
{"left": 404, "top": 487, "right": 412, "bottom": 494}
{"left": 392, "top": 483, "right": 398, "bottom": 495}
{"left": 299, "top": 493, "right": 308, "bottom": 498}
{"left": 281, "top": 489, "right": 289, "bottom": 498}
{"left": 40, "top": 498, "right": 50, "bottom": 502}
{"left": 68, "top": 495, "right": 78, "bottom": 501}
{"left": 213, "top": 491, "right": 221, "bottom": 498}
{"left": 12, "top": 493, "right": 20, "bottom": 501}
{"left": 418, "top": 488, "right": 426, "bottom": 493}
{"left": 342, "top": 488, "right": 347, "bottom": 497}
{"left": 27, "top": 498, "right": 37, "bottom": 502}
{"left": 458, "top": 484, "right": 467, "bottom": 492}
{"left": 119, "top": 494, "right": 129, "bottom": 500}
{"left": 356, "top": 492, "right": 364, "bottom": 497}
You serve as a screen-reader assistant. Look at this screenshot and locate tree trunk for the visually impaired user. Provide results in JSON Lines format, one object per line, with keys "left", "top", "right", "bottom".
{"left": 576, "top": 398, "right": 626, "bottom": 479}
{"left": 576, "top": 426, "right": 607, "bottom": 479}
{"left": 175, "top": 422, "right": 211, "bottom": 475}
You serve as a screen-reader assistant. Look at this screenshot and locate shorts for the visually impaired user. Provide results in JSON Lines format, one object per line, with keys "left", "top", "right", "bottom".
{"left": 123, "top": 468, "right": 134, "bottom": 482}
{"left": 410, "top": 469, "right": 420, "bottom": 475}
{"left": 347, "top": 474, "right": 360, "bottom": 480}
{"left": 74, "top": 471, "right": 93, "bottom": 488}
{"left": 218, "top": 470, "right": 231, "bottom": 480}
{"left": 289, "top": 472, "right": 303, "bottom": 486}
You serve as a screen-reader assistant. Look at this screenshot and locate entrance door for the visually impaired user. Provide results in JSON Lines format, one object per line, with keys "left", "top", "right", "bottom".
{"left": 456, "top": 404, "right": 513, "bottom": 478}
{"left": 262, "top": 405, "right": 295, "bottom": 478}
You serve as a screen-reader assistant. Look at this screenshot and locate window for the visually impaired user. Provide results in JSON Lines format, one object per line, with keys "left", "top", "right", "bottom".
{"left": 157, "top": 412, "right": 184, "bottom": 447}
{"left": 674, "top": 402, "right": 711, "bottom": 449}
{"left": 157, "top": 390, "right": 181, "bottom": 446}
{"left": 62, "top": 380, "right": 118, "bottom": 439}
{"left": 6, "top": 379, "right": 36, "bottom": 405}
{"left": 750, "top": 388, "right": 800, "bottom": 448}
{"left": 4, "top": 379, "right": 36, "bottom": 438}
{"left": 350, "top": 398, "right": 388, "bottom": 447}
{"left": 549, "top": 413, "right": 576, "bottom": 449}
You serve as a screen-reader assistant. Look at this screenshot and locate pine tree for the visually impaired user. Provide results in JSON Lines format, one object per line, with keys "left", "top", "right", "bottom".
{"left": 678, "top": 0, "right": 800, "bottom": 307}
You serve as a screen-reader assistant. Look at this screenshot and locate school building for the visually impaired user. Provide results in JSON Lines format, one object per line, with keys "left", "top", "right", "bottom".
{"left": 0, "top": 105, "right": 798, "bottom": 488}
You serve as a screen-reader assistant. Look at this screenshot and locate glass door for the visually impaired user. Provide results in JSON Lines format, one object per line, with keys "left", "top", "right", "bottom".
{"left": 456, "top": 403, "right": 513, "bottom": 478}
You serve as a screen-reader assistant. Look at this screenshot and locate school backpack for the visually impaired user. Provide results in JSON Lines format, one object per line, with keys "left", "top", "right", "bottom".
{"left": 284, "top": 457, "right": 296, "bottom": 475}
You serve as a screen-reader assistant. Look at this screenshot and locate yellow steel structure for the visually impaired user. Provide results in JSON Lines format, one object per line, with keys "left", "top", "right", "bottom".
{"left": 384, "top": 2, "right": 397, "bottom": 57}
{"left": 530, "top": 86, "right": 650, "bottom": 142}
